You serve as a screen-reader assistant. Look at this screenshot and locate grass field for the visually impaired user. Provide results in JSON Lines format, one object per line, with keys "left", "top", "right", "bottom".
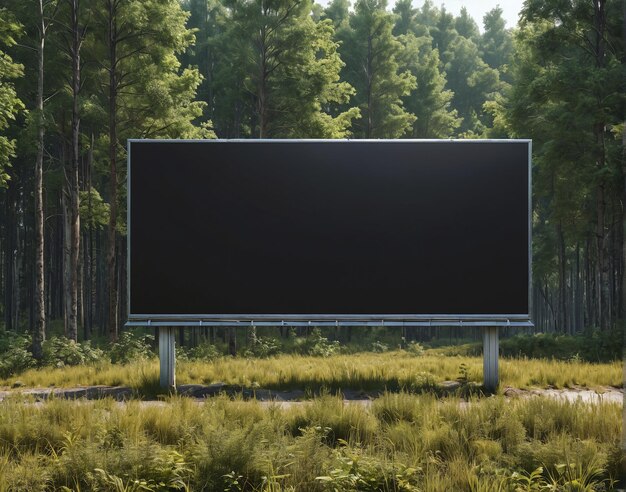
{"left": 0, "top": 348, "right": 622, "bottom": 490}
{"left": 0, "top": 393, "right": 621, "bottom": 491}
{"left": 0, "top": 351, "right": 621, "bottom": 395}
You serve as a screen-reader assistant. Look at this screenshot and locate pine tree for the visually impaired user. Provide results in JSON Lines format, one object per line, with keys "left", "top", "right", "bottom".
{"left": 397, "top": 33, "right": 460, "bottom": 137}
{"left": 0, "top": 9, "right": 24, "bottom": 187}
{"left": 340, "top": 0, "right": 415, "bottom": 138}
{"left": 224, "top": 0, "right": 358, "bottom": 138}
{"left": 91, "top": 0, "right": 208, "bottom": 340}
{"left": 480, "top": 7, "right": 513, "bottom": 76}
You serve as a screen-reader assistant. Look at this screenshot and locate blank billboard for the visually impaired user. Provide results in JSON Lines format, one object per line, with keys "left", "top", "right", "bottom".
{"left": 128, "top": 140, "right": 530, "bottom": 322}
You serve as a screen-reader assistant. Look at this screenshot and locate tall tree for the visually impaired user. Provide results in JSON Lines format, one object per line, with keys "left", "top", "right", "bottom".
{"left": 444, "top": 35, "right": 500, "bottom": 135}
{"left": 181, "top": 0, "right": 228, "bottom": 127}
{"left": 57, "top": 0, "right": 87, "bottom": 341}
{"left": 340, "top": 0, "right": 415, "bottom": 138}
{"left": 497, "top": 1, "right": 624, "bottom": 331}
{"left": 0, "top": 9, "right": 24, "bottom": 188}
{"left": 33, "top": 0, "right": 59, "bottom": 357}
{"left": 225, "top": 0, "right": 358, "bottom": 138}
{"left": 391, "top": 0, "right": 416, "bottom": 37}
{"left": 455, "top": 6, "right": 479, "bottom": 43}
{"left": 93, "top": 0, "right": 207, "bottom": 340}
{"left": 321, "top": 0, "right": 350, "bottom": 31}
{"left": 480, "top": 6, "right": 513, "bottom": 80}
{"left": 397, "top": 33, "right": 460, "bottom": 137}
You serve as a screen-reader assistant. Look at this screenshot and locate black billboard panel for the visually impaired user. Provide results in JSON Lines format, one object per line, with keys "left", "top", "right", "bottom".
{"left": 128, "top": 140, "right": 530, "bottom": 322}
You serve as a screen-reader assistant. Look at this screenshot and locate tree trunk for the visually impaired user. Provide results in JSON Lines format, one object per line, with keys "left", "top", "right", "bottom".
{"left": 228, "top": 327, "right": 237, "bottom": 356}
{"left": 107, "top": 0, "right": 119, "bottom": 341}
{"left": 557, "top": 222, "right": 567, "bottom": 332}
{"left": 33, "top": 0, "right": 47, "bottom": 358}
{"left": 593, "top": 0, "right": 610, "bottom": 330}
{"left": 366, "top": 35, "right": 373, "bottom": 138}
{"left": 67, "top": 0, "right": 81, "bottom": 341}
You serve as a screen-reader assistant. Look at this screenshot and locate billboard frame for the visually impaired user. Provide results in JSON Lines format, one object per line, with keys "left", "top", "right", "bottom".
{"left": 126, "top": 139, "right": 533, "bottom": 328}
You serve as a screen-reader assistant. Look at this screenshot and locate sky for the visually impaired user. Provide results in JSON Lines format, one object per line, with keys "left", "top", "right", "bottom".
{"left": 316, "top": 0, "right": 526, "bottom": 31}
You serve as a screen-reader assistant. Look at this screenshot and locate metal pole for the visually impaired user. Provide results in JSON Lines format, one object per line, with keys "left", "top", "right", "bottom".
{"left": 159, "top": 326, "right": 176, "bottom": 390}
{"left": 483, "top": 326, "right": 499, "bottom": 392}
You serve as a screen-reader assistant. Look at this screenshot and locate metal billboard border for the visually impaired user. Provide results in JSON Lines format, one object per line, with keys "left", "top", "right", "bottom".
{"left": 126, "top": 138, "right": 533, "bottom": 327}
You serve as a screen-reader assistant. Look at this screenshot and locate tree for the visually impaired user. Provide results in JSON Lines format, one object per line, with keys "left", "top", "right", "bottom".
{"left": 32, "top": 0, "right": 59, "bottom": 358}
{"left": 455, "top": 7, "right": 479, "bottom": 43}
{"left": 397, "top": 33, "right": 460, "bottom": 137}
{"left": 495, "top": 1, "right": 624, "bottom": 332}
{"left": 340, "top": 0, "right": 415, "bottom": 138}
{"left": 0, "top": 9, "right": 24, "bottom": 188}
{"left": 391, "top": 0, "right": 416, "bottom": 37}
{"left": 322, "top": 0, "right": 350, "bottom": 31}
{"left": 92, "top": 0, "right": 208, "bottom": 340}
{"left": 480, "top": 6, "right": 513, "bottom": 78}
{"left": 224, "top": 0, "right": 358, "bottom": 138}
{"left": 57, "top": 0, "right": 88, "bottom": 341}
{"left": 430, "top": 5, "right": 457, "bottom": 65}
{"left": 444, "top": 35, "right": 500, "bottom": 135}
{"left": 181, "top": 0, "right": 228, "bottom": 128}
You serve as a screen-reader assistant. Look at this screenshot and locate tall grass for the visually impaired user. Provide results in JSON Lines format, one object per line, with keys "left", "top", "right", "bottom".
{"left": 0, "top": 394, "right": 620, "bottom": 491}
{"left": 1, "top": 351, "right": 621, "bottom": 394}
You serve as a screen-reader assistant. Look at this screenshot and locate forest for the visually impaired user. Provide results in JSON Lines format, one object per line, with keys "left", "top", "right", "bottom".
{"left": 0, "top": 0, "right": 623, "bottom": 355}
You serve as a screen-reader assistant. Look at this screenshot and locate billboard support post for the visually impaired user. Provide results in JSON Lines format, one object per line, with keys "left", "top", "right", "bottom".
{"left": 483, "top": 326, "right": 499, "bottom": 392}
{"left": 159, "top": 326, "right": 176, "bottom": 390}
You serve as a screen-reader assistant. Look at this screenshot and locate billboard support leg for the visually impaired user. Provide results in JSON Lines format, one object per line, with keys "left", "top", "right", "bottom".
{"left": 483, "top": 326, "right": 499, "bottom": 392}
{"left": 159, "top": 326, "right": 176, "bottom": 390}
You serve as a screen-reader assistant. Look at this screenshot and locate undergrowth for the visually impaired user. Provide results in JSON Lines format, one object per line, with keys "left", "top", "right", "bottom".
{"left": 0, "top": 351, "right": 620, "bottom": 396}
{"left": 0, "top": 394, "right": 620, "bottom": 491}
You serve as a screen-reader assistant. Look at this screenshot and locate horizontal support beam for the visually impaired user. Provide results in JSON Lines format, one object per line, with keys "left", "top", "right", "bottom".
{"left": 127, "top": 320, "right": 533, "bottom": 328}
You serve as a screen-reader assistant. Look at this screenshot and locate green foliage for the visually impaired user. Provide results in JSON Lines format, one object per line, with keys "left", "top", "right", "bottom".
{"left": 396, "top": 32, "right": 460, "bottom": 137}
{"left": 0, "top": 394, "right": 619, "bottom": 491}
{"left": 211, "top": 0, "right": 359, "bottom": 138}
{"left": 0, "top": 8, "right": 24, "bottom": 187}
{"left": 109, "top": 332, "right": 155, "bottom": 365}
{"left": 79, "top": 187, "right": 110, "bottom": 230}
{"left": 480, "top": 7, "right": 513, "bottom": 72}
{"left": 244, "top": 336, "right": 282, "bottom": 359}
{"left": 0, "top": 331, "right": 36, "bottom": 377}
{"left": 339, "top": 0, "right": 416, "bottom": 138}
{"left": 42, "top": 336, "right": 104, "bottom": 367}
{"left": 301, "top": 328, "right": 341, "bottom": 357}
{"left": 316, "top": 442, "right": 421, "bottom": 491}
{"left": 405, "top": 341, "right": 424, "bottom": 357}
{"left": 370, "top": 340, "right": 388, "bottom": 353}
{"left": 444, "top": 35, "right": 501, "bottom": 135}
{"left": 500, "top": 328, "right": 623, "bottom": 362}
{"left": 186, "top": 341, "right": 221, "bottom": 362}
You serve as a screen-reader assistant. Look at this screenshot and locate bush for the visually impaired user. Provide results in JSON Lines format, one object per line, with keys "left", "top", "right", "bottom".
{"left": 42, "top": 337, "right": 104, "bottom": 367}
{"left": 0, "top": 332, "right": 36, "bottom": 377}
{"left": 406, "top": 341, "right": 425, "bottom": 356}
{"left": 500, "top": 327, "right": 623, "bottom": 362}
{"left": 306, "top": 329, "right": 340, "bottom": 357}
{"left": 109, "top": 332, "right": 155, "bottom": 364}
{"left": 370, "top": 340, "right": 389, "bottom": 353}
{"left": 244, "top": 336, "right": 282, "bottom": 358}
{"left": 187, "top": 342, "right": 221, "bottom": 361}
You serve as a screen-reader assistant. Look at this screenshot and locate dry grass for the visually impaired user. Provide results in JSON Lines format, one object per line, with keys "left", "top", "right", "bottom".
{"left": 0, "top": 393, "right": 620, "bottom": 491}
{"left": 0, "top": 351, "right": 621, "bottom": 394}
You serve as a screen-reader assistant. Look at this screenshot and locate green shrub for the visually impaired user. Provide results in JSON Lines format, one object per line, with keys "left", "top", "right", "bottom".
{"left": 0, "top": 332, "right": 36, "bottom": 377}
{"left": 42, "top": 337, "right": 104, "bottom": 367}
{"left": 499, "top": 328, "right": 623, "bottom": 362}
{"left": 370, "top": 340, "right": 388, "bottom": 353}
{"left": 306, "top": 329, "right": 340, "bottom": 357}
{"left": 187, "top": 342, "right": 221, "bottom": 361}
{"left": 109, "top": 332, "right": 155, "bottom": 364}
{"left": 405, "top": 341, "right": 425, "bottom": 356}
{"left": 244, "top": 336, "right": 282, "bottom": 358}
